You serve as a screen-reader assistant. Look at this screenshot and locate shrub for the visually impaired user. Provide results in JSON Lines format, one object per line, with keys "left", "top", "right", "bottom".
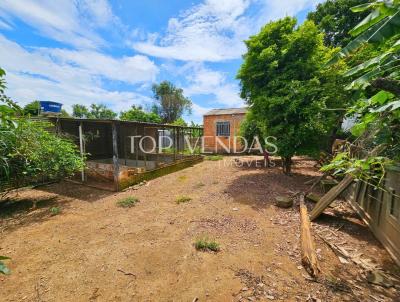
{"left": 50, "top": 206, "right": 61, "bottom": 216}
{"left": 175, "top": 196, "right": 191, "bottom": 204}
{"left": 117, "top": 196, "right": 139, "bottom": 208}
{"left": 194, "top": 237, "right": 220, "bottom": 252}
{"left": 1, "top": 119, "right": 85, "bottom": 192}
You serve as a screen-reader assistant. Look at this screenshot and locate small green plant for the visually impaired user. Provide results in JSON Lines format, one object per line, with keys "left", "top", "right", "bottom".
{"left": 117, "top": 196, "right": 139, "bottom": 208}
{"left": 175, "top": 196, "right": 192, "bottom": 204}
{"left": 0, "top": 256, "right": 10, "bottom": 275}
{"left": 205, "top": 155, "right": 223, "bottom": 161}
{"left": 194, "top": 237, "right": 220, "bottom": 252}
{"left": 50, "top": 206, "right": 61, "bottom": 216}
{"left": 178, "top": 175, "right": 188, "bottom": 182}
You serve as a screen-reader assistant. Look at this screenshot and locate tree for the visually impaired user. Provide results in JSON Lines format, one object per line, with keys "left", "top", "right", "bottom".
{"left": 152, "top": 81, "right": 192, "bottom": 123}
{"left": 239, "top": 111, "right": 267, "bottom": 152}
{"left": 120, "top": 105, "right": 162, "bottom": 123}
{"left": 308, "top": 0, "right": 371, "bottom": 47}
{"left": 72, "top": 104, "right": 117, "bottom": 119}
{"left": 170, "top": 117, "right": 187, "bottom": 126}
{"left": 237, "top": 18, "right": 349, "bottom": 174}
{"left": 23, "top": 100, "right": 40, "bottom": 116}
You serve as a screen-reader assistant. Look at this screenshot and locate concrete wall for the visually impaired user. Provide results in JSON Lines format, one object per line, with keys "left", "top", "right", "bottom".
{"left": 343, "top": 165, "right": 400, "bottom": 266}
{"left": 203, "top": 113, "right": 246, "bottom": 153}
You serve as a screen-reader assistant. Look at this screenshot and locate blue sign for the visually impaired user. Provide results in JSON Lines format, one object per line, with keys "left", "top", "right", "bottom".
{"left": 40, "top": 101, "right": 62, "bottom": 113}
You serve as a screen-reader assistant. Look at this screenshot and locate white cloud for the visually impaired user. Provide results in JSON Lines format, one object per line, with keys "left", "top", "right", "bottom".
{"left": 0, "top": 0, "right": 120, "bottom": 48}
{"left": 133, "top": 0, "right": 323, "bottom": 62}
{"left": 182, "top": 63, "right": 244, "bottom": 107}
{"left": 0, "top": 35, "right": 155, "bottom": 113}
{"left": 40, "top": 48, "right": 158, "bottom": 84}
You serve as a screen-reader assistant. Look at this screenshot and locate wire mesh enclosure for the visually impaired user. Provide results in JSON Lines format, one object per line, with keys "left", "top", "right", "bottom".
{"left": 49, "top": 117, "right": 203, "bottom": 191}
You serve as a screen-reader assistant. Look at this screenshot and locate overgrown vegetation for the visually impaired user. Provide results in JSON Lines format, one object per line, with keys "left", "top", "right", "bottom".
{"left": 175, "top": 196, "right": 191, "bottom": 204}
{"left": 0, "top": 68, "right": 85, "bottom": 194}
{"left": 321, "top": 0, "right": 400, "bottom": 184}
{"left": 194, "top": 237, "right": 220, "bottom": 252}
{"left": 117, "top": 196, "right": 139, "bottom": 208}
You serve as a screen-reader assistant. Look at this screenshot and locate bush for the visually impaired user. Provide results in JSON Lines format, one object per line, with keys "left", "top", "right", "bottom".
{"left": 117, "top": 196, "right": 139, "bottom": 208}
{"left": 194, "top": 237, "right": 220, "bottom": 252}
{"left": 0, "top": 68, "right": 85, "bottom": 193}
{"left": 1, "top": 120, "right": 85, "bottom": 192}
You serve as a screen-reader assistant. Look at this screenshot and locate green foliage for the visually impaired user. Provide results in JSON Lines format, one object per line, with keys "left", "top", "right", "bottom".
{"left": 1, "top": 119, "right": 85, "bottom": 191}
{"left": 239, "top": 111, "right": 267, "bottom": 151}
{"left": 204, "top": 155, "right": 223, "bottom": 161}
{"left": 321, "top": 151, "right": 389, "bottom": 187}
{"left": 194, "top": 237, "right": 220, "bottom": 252}
{"left": 308, "top": 0, "right": 371, "bottom": 47}
{"left": 0, "top": 256, "right": 10, "bottom": 275}
{"left": 175, "top": 195, "right": 191, "bottom": 204}
{"left": 152, "top": 81, "right": 192, "bottom": 123}
{"left": 50, "top": 206, "right": 61, "bottom": 216}
{"left": 117, "top": 196, "right": 139, "bottom": 208}
{"left": 23, "top": 100, "right": 40, "bottom": 116}
{"left": 0, "top": 68, "right": 85, "bottom": 192}
{"left": 120, "top": 105, "right": 162, "bottom": 123}
{"left": 72, "top": 103, "right": 117, "bottom": 119}
{"left": 237, "top": 18, "right": 350, "bottom": 173}
{"left": 322, "top": 1, "right": 400, "bottom": 185}
{"left": 170, "top": 117, "right": 187, "bottom": 126}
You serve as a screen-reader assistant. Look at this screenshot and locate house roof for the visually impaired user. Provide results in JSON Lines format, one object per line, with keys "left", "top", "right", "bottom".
{"left": 204, "top": 108, "right": 247, "bottom": 116}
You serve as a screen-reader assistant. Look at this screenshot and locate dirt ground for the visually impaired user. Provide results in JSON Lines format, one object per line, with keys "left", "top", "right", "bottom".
{"left": 1, "top": 156, "right": 399, "bottom": 301}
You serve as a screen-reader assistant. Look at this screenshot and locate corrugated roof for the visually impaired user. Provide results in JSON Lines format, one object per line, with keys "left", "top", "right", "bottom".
{"left": 204, "top": 108, "right": 247, "bottom": 116}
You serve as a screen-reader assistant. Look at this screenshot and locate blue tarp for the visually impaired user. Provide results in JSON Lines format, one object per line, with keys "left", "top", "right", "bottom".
{"left": 40, "top": 101, "right": 62, "bottom": 113}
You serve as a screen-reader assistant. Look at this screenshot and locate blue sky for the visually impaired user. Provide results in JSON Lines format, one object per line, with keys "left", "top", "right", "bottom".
{"left": 0, "top": 0, "right": 322, "bottom": 123}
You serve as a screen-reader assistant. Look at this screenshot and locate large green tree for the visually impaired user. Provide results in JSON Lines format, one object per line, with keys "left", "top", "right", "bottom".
{"left": 120, "top": 105, "right": 161, "bottom": 123}
{"left": 152, "top": 81, "right": 192, "bottom": 123}
{"left": 72, "top": 103, "right": 117, "bottom": 119}
{"left": 237, "top": 18, "right": 349, "bottom": 174}
{"left": 308, "top": 0, "right": 371, "bottom": 47}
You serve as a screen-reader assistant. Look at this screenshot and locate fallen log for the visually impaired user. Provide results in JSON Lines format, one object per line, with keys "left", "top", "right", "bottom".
{"left": 300, "top": 194, "right": 321, "bottom": 278}
{"left": 310, "top": 174, "right": 354, "bottom": 221}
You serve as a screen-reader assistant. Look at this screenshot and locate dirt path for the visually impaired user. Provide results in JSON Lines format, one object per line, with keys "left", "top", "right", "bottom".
{"left": 0, "top": 156, "right": 399, "bottom": 301}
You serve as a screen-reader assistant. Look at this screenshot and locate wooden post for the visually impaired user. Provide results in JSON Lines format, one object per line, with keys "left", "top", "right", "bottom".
{"left": 300, "top": 194, "right": 320, "bottom": 278}
{"left": 78, "top": 122, "right": 85, "bottom": 182}
{"left": 111, "top": 122, "right": 120, "bottom": 191}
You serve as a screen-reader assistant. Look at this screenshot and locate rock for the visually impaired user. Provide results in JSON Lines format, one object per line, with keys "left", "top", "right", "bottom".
{"left": 265, "top": 295, "right": 275, "bottom": 300}
{"left": 233, "top": 208, "right": 239, "bottom": 211}
{"left": 306, "top": 193, "right": 320, "bottom": 203}
{"left": 275, "top": 196, "right": 293, "bottom": 208}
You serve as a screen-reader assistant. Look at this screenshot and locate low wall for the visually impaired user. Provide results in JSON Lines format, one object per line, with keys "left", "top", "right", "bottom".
{"left": 343, "top": 165, "right": 400, "bottom": 266}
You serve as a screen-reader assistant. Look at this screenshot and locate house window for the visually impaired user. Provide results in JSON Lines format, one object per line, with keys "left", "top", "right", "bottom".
{"left": 216, "top": 121, "right": 230, "bottom": 136}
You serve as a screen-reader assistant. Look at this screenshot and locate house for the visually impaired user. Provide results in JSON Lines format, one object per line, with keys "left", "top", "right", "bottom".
{"left": 203, "top": 108, "right": 247, "bottom": 153}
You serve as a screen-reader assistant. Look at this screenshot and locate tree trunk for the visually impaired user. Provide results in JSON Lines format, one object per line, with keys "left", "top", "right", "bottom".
{"left": 371, "top": 77, "right": 400, "bottom": 96}
{"left": 282, "top": 156, "right": 292, "bottom": 174}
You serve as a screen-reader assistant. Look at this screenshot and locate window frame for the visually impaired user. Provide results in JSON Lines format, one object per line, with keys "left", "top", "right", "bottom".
{"left": 215, "top": 121, "right": 230, "bottom": 137}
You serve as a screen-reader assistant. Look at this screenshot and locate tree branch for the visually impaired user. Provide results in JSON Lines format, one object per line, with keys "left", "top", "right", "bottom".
{"left": 370, "top": 77, "right": 400, "bottom": 96}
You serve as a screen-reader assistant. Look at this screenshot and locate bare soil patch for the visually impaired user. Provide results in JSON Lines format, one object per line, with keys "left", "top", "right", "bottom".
{"left": 0, "top": 156, "right": 399, "bottom": 301}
